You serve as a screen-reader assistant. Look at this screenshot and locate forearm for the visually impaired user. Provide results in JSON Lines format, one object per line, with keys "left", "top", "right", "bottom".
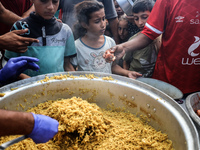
{"left": 112, "top": 63, "right": 142, "bottom": 79}
{"left": 122, "top": 33, "right": 153, "bottom": 53}
{"left": 0, "top": 109, "right": 34, "bottom": 136}
{"left": 65, "top": 64, "right": 75, "bottom": 71}
{"left": 0, "top": 2, "right": 22, "bottom": 25}
{"left": 112, "top": 63, "right": 129, "bottom": 77}
{"left": 123, "top": 60, "right": 130, "bottom": 70}
{"left": 108, "top": 17, "right": 120, "bottom": 44}
{"left": 64, "top": 57, "right": 75, "bottom": 71}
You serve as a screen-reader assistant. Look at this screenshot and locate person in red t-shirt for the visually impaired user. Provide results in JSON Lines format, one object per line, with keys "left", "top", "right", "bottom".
{"left": 0, "top": 0, "right": 34, "bottom": 35}
{"left": 104, "top": 0, "right": 200, "bottom": 95}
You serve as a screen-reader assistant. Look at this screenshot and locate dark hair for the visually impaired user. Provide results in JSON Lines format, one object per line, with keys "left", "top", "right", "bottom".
{"left": 132, "top": 0, "right": 155, "bottom": 13}
{"left": 73, "top": 0, "right": 104, "bottom": 38}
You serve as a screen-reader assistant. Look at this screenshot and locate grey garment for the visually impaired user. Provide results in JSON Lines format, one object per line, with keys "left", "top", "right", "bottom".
{"left": 71, "top": 36, "right": 116, "bottom": 73}
{"left": 59, "top": 0, "right": 117, "bottom": 29}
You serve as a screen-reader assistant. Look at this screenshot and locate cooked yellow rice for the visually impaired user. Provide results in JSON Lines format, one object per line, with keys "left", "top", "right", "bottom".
{"left": 0, "top": 97, "right": 174, "bottom": 150}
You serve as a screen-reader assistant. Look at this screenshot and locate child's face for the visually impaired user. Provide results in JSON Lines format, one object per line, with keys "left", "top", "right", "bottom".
{"left": 85, "top": 8, "right": 106, "bottom": 36}
{"left": 32, "top": 0, "right": 59, "bottom": 20}
{"left": 118, "top": 20, "right": 129, "bottom": 41}
{"left": 133, "top": 10, "right": 151, "bottom": 31}
{"left": 114, "top": 0, "right": 124, "bottom": 18}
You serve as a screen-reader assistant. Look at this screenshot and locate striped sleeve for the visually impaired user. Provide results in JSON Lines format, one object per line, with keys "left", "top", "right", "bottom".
{"left": 141, "top": 0, "right": 168, "bottom": 40}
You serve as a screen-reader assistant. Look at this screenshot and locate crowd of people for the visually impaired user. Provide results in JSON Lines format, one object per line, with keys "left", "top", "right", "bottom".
{"left": 0, "top": 0, "right": 199, "bottom": 145}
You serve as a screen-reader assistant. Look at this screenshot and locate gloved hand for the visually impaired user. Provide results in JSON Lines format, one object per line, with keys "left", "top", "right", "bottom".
{"left": 0, "top": 56, "right": 39, "bottom": 84}
{"left": 28, "top": 113, "right": 59, "bottom": 144}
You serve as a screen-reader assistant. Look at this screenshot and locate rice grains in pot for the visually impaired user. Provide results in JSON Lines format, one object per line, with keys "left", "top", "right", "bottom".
{"left": 0, "top": 97, "right": 174, "bottom": 150}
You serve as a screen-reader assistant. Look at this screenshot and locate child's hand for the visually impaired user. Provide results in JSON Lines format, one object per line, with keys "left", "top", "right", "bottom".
{"left": 127, "top": 71, "right": 142, "bottom": 79}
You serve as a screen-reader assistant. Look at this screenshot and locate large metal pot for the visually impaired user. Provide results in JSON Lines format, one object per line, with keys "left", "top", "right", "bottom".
{"left": 0, "top": 72, "right": 199, "bottom": 150}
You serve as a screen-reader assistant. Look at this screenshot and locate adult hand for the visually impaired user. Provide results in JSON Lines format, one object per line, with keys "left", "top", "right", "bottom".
{"left": 127, "top": 71, "right": 142, "bottom": 79}
{"left": 28, "top": 113, "right": 59, "bottom": 144}
{"left": 103, "top": 45, "right": 125, "bottom": 63}
{"left": 0, "top": 29, "right": 39, "bottom": 52}
{"left": 0, "top": 56, "right": 39, "bottom": 83}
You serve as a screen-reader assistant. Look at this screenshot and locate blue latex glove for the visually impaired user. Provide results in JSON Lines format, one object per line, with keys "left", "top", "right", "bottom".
{"left": 28, "top": 113, "right": 59, "bottom": 144}
{"left": 0, "top": 56, "right": 39, "bottom": 83}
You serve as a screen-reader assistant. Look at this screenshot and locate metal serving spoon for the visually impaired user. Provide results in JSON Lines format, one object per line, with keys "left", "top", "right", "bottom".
{"left": 0, "top": 135, "right": 27, "bottom": 150}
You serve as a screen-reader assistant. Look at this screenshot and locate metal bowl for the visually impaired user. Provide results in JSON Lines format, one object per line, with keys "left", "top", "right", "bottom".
{"left": 0, "top": 71, "right": 199, "bottom": 150}
{"left": 186, "top": 92, "right": 200, "bottom": 133}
